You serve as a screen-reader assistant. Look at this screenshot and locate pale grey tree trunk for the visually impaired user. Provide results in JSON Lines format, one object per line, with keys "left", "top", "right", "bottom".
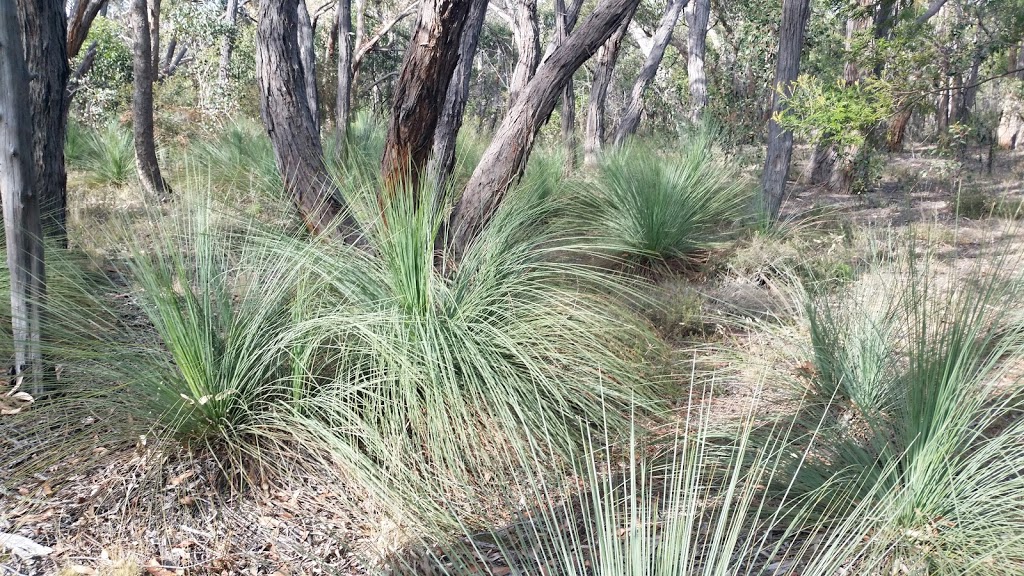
{"left": 297, "top": 0, "right": 320, "bottom": 133}
{"left": 1, "top": 0, "right": 47, "bottom": 394}
{"left": 130, "top": 0, "right": 169, "bottom": 199}
{"left": 218, "top": 0, "right": 239, "bottom": 90}
{"left": 428, "top": 0, "right": 489, "bottom": 196}
{"left": 555, "top": 0, "right": 584, "bottom": 174}
{"left": 16, "top": 0, "right": 70, "bottom": 245}
{"left": 335, "top": 0, "right": 352, "bottom": 151}
{"left": 614, "top": 0, "right": 688, "bottom": 145}
{"left": 583, "top": 17, "right": 629, "bottom": 167}
{"left": 685, "top": 0, "right": 710, "bottom": 122}
{"left": 149, "top": 0, "right": 160, "bottom": 77}
{"left": 508, "top": 0, "right": 540, "bottom": 107}
{"left": 761, "top": 0, "right": 811, "bottom": 220}
{"left": 450, "top": 0, "right": 641, "bottom": 253}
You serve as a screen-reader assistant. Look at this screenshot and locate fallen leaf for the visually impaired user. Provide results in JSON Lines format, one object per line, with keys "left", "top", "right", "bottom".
{"left": 144, "top": 558, "right": 176, "bottom": 576}
{"left": 168, "top": 470, "right": 195, "bottom": 486}
{"left": 68, "top": 565, "right": 98, "bottom": 575}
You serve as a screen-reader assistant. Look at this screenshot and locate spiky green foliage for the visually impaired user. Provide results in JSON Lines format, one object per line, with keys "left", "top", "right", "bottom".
{"left": 84, "top": 120, "right": 135, "bottom": 186}
{"left": 196, "top": 119, "right": 281, "bottom": 197}
{"left": 796, "top": 245, "right": 1024, "bottom": 574}
{"left": 65, "top": 120, "right": 92, "bottom": 168}
{"left": 589, "top": 131, "right": 750, "bottom": 263}
{"left": 402, "top": 387, "right": 895, "bottom": 576}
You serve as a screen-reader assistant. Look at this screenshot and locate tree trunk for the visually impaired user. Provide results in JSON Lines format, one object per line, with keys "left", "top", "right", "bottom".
{"left": 450, "top": 0, "right": 641, "bottom": 253}
{"left": 886, "top": 107, "right": 913, "bottom": 152}
{"left": 614, "top": 0, "right": 688, "bottom": 145}
{"left": 297, "top": 0, "right": 320, "bottom": 133}
{"left": 998, "top": 89, "right": 1024, "bottom": 149}
{"left": 16, "top": 0, "right": 70, "bottom": 244}
{"left": 148, "top": 0, "right": 160, "bottom": 78}
{"left": 583, "top": 17, "right": 629, "bottom": 167}
{"left": 685, "top": 0, "right": 710, "bottom": 123}
{"left": 761, "top": 0, "right": 811, "bottom": 220}
{"left": 1, "top": 0, "right": 47, "bottom": 394}
{"left": 334, "top": 0, "right": 352, "bottom": 151}
{"left": 507, "top": 0, "right": 540, "bottom": 108}
{"left": 380, "top": 0, "right": 472, "bottom": 204}
{"left": 257, "top": 0, "right": 363, "bottom": 243}
{"left": 130, "top": 0, "right": 169, "bottom": 200}
{"left": 556, "top": 0, "right": 584, "bottom": 174}
{"left": 217, "top": 0, "right": 239, "bottom": 90}
{"left": 67, "top": 0, "right": 107, "bottom": 59}
{"left": 428, "top": 0, "right": 489, "bottom": 196}
{"left": 936, "top": 79, "right": 950, "bottom": 136}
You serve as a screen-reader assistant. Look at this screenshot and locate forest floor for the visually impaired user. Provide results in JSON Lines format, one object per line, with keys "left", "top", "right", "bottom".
{"left": 2, "top": 145, "right": 1024, "bottom": 576}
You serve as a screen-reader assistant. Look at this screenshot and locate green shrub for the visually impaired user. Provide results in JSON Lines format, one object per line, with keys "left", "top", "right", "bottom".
{"left": 589, "top": 131, "right": 750, "bottom": 265}
{"left": 954, "top": 189, "right": 1024, "bottom": 220}
{"left": 85, "top": 120, "right": 134, "bottom": 186}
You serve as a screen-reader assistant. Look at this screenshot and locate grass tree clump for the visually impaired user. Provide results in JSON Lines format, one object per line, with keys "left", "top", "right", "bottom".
{"left": 590, "top": 130, "right": 750, "bottom": 265}
{"left": 794, "top": 245, "right": 1024, "bottom": 574}
{"left": 194, "top": 119, "right": 282, "bottom": 199}
{"left": 84, "top": 120, "right": 135, "bottom": 186}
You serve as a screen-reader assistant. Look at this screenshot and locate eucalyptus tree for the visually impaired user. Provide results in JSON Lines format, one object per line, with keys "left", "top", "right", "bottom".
{"left": 583, "top": 17, "right": 629, "bottom": 167}
{"left": 130, "top": 0, "right": 170, "bottom": 199}
{"left": 685, "top": 0, "right": 710, "bottom": 122}
{"left": 1, "top": 0, "right": 47, "bottom": 395}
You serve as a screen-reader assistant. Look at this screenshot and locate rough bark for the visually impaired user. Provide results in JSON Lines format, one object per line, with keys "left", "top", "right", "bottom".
{"left": 334, "top": 0, "right": 353, "bottom": 152}
{"left": 508, "top": 0, "right": 540, "bottom": 108}
{"left": 583, "top": 17, "right": 629, "bottom": 167}
{"left": 614, "top": 0, "right": 688, "bottom": 145}
{"left": 428, "top": 0, "right": 489, "bottom": 196}
{"left": 556, "top": 0, "right": 584, "bottom": 174}
{"left": 761, "top": 0, "right": 811, "bottom": 220}
{"left": 149, "top": 0, "right": 160, "bottom": 77}
{"left": 297, "top": 0, "right": 320, "bottom": 133}
{"left": 685, "top": 0, "right": 710, "bottom": 122}
{"left": 67, "top": 0, "right": 107, "bottom": 59}
{"left": 130, "top": 0, "right": 169, "bottom": 200}
{"left": 380, "top": 0, "right": 472, "bottom": 203}
{"left": 998, "top": 90, "right": 1024, "bottom": 149}
{"left": 1, "top": 0, "right": 47, "bottom": 394}
{"left": 217, "top": 0, "right": 239, "bottom": 89}
{"left": 450, "top": 0, "right": 641, "bottom": 252}
{"left": 886, "top": 107, "right": 913, "bottom": 152}
{"left": 17, "top": 0, "right": 70, "bottom": 243}
{"left": 257, "top": 0, "right": 363, "bottom": 243}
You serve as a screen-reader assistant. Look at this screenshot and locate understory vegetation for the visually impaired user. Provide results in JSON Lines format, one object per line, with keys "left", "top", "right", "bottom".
{"left": 4, "top": 116, "right": 1024, "bottom": 576}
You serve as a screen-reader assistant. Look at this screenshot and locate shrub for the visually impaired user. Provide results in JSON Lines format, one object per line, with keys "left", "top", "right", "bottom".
{"left": 589, "top": 131, "right": 749, "bottom": 265}
{"left": 85, "top": 120, "right": 134, "bottom": 186}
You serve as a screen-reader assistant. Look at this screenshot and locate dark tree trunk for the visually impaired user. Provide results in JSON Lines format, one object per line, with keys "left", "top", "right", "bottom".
{"left": 1, "top": 0, "right": 47, "bottom": 394}
{"left": 380, "top": 0, "right": 472, "bottom": 204}
{"left": 583, "top": 17, "right": 629, "bottom": 167}
{"left": 68, "top": 39, "right": 98, "bottom": 105}
{"left": 130, "top": 0, "right": 169, "bottom": 200}
{"left": 218, "top": 0, "right": 239, "bottom": 89}
{"left": 297, "top": 0, "right": 320, "bottom": 133}
{"left": 17, "top": 0, "right": 70, "bottom": 244}
{"left": 450, "top": 0, "right": 641, "bottom": 253}
{"left": 257, "top": 0, "right": 363, "bottom": 243}
{"left": 614, "top": 0, "right": 688, "bottom": 145}
{"left": 685, "top": 0, "right": 710, "bottom": 122}
{"left": 760, "top": 0, "right": 811, "bottom": 220}
{"left": 428, "top": 0, "right": 489, "bottom": 196}
{"left": 508, "top": 0, "right": 540, "bottom": 108}
{"left": 936, "top": 78, "right": 950, "bottom": 136}
{"left": 335, "top": 0, "right": 353, "bottom": 151}
{"left": 67, "top": 0, "right": 107, "bottom": 59}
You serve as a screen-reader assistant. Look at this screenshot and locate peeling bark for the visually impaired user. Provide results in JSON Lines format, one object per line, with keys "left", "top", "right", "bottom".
{"left": 130, "top": 0, "right": 169, "bottom": 200}
{"left": 583, "top": 17, "right": 629, "bottom": 167}
{"left": 507, "top": 0, "right": 540, "bottom": 107}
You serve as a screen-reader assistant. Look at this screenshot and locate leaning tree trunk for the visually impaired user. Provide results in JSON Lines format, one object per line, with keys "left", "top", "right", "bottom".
{"left": 217, "top": 0, "right": 239, "bottom": 90}
{"left": 130, "top": 0, "right": 169, "bottom": 200}
{"left": 1, "top": 0, "right": 47, "bottom": 394}
{"left": 507, "top": 0, "right": 540, "bottom": 108}
{"left": 334, "top": 0, "right": 353, "bottom": 152}
{"left": 761, "top": 0, "right": 812, "bottom": 220}
{"left": 614, "top": 0, "right": 688, "bottom": 145}
{"left": 67, "top": 0, "right": 107, "bottom": 60}
{"left": 450, "top": 0, "right": 641, "bottom": 253}
{"left": 583, "top": 17, "right": 629, "bottom": 167}
{"left": 297, "top": 0, "right": 320, "bottom": 133}
{"left": 380, "top": 0, "right": 472, "bottom": 204}
{"left": 685, "top": 0, "right": 710, "bottom": 123}
{"left": 16, "top": 0, "right": 70, "bottom": 245}
{"left": 886, "top": 107, "right": 913, "bottom": 152}
{"left": 257, "top": 0, "right": 363, "bottom": 243}
{"left": 148, "top": 0, "right": 160, "bottom": 78}
{"left": 428, "top": 0, "right": 489, "bottom": 196}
